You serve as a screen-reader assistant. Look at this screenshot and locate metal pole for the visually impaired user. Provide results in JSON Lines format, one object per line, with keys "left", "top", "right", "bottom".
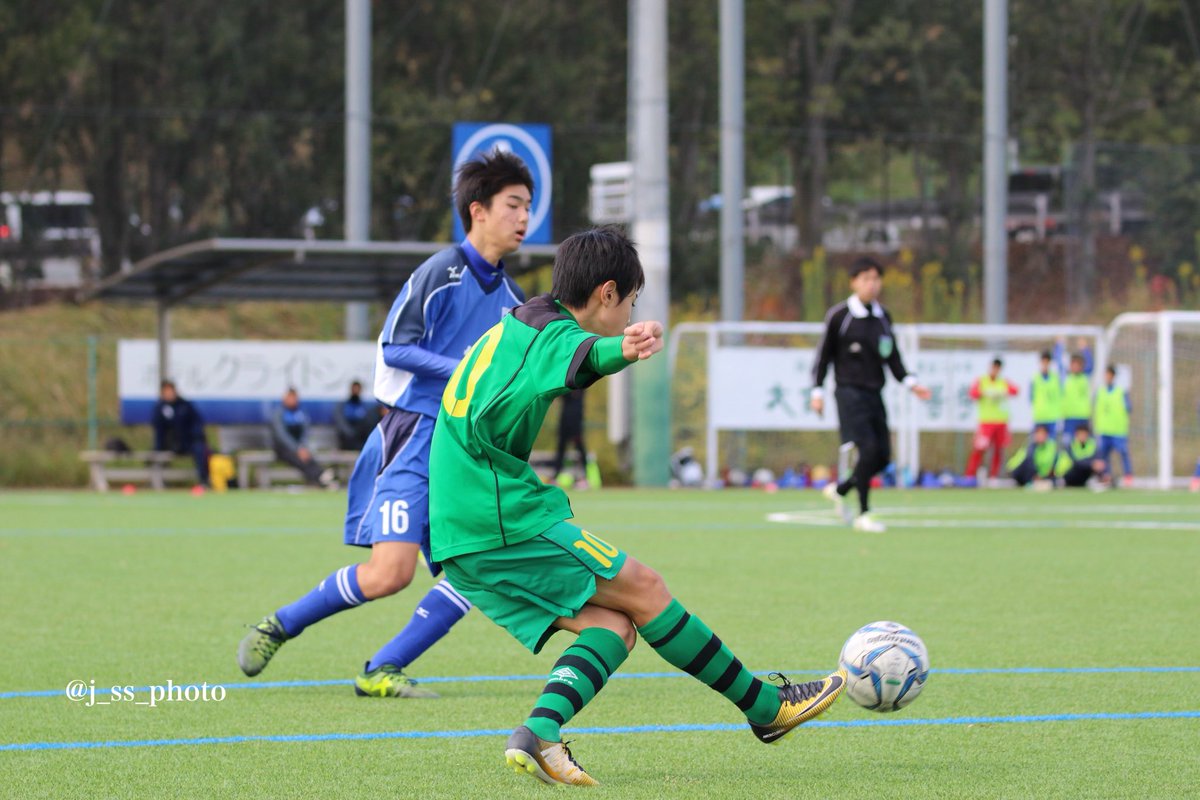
{"left": 86, "top": 334, "right": 98, "bottom": 450}
{"left": 719, "top": 0, "right": 744, "bottom": 324}
{"left": 631, "top": 0, "right": 671, "bottom": 486}
{"left": 344, "top": 0, "right": 371, "bottom": 340}
{"left": 627, "top": 0, "right": 638, "bottom": 161}
{"left": 156, "top": 303, "right": 171, "bottom": 385}
{"left": 719, "top": 0, "right": 746, "bottom": 476}
{"left": 983, "top": 0, "right": 1008, "bottom": 325}
{"left": 1157, "top": 315, "right": 1173, "bottom": 489}
{"left": 706, "top": 325, "right": 719, "bottom": 484}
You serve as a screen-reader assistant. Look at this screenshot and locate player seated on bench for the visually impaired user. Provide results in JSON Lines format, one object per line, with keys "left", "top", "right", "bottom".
{"left": 151, "top": 380, "right": 210, "bottom": 488}
{"left": 269, "top": 387, "right": 336, "bottom": 488}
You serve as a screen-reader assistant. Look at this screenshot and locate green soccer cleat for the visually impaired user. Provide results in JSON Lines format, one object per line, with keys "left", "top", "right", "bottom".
{"left": 236, "top": 614, "right": 290, "bottom": 677}
{"left": 354, "top": 663, "right": 439, "bottom": 698}
{"left": 504, "top": 725, "right": 599, "bottom": 787}
{"left": 749, "top": 669, "right": 846, "bottom": 744}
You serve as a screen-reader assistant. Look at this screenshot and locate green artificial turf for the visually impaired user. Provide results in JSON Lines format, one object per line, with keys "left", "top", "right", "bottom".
{"left": 1, "top": 488, "right": 1197, "bottom": 798}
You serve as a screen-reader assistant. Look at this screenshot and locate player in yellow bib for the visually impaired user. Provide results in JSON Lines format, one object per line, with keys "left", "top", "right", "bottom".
{"left": 1093, "top": 365, "right": 1133, "bottom": 486}
{"left": 429, "top": 227, "right": 845, "bottom": 786}
{"left": 966, "top": 358, "right": 1019, "bottom": 480}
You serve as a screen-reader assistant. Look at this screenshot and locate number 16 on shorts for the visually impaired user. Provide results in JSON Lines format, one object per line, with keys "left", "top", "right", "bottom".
{"left": 379, "top": 499, "right": 410, "bottom": 536}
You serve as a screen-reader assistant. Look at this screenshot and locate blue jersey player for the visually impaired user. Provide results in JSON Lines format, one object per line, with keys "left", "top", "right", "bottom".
{"left": 237, "top": 151, "right": 533, "bottom": 696}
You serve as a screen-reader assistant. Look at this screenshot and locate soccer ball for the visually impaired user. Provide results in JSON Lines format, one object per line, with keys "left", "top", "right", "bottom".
{"left": 838, "top": 621, "right": 929, "bottom": 712}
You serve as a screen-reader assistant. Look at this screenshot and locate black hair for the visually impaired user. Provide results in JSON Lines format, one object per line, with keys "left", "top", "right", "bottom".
{"left": 1040, "top": 350, "right": 1052, "bottom": 360}
{"left": 454, "top": 150, "right": 534, "bottom": 233}
{"left": 848, "top": 256, "right": 884, "bottom": 278}
{"left": 1034, "top": 424, "right": 1049, "bottom": 435}
{"left": 1075, "top": 422, "right": 1091, "bottom": 435}
{"left": 1105, "top": 365, "right": 1116, "bottom": 376}
{"left": 992, "top": 357, "right": 1003, "bottom": 368}
{"left": 551, "top": 226, "right": 645, "bottom": 308}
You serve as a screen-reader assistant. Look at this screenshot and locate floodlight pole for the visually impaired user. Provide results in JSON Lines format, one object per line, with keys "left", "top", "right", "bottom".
{"left": 344, "top": 0, "right": 372, "bottom": 340}
{"left": 630, "top": 0, "right": 671, "bottom": 486}
{"left": 719, "top": 0, "right": 747, "bottom": 478}
{"left": 719, "top": 0, "right": 745, "bottom": 325}
{"left": 983, "top": 0, "right": 1008, "bottom": 325}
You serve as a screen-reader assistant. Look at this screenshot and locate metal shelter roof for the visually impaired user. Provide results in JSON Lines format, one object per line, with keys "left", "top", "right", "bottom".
{"left": 78, "top": 237, "right": 558, "bottom": 307}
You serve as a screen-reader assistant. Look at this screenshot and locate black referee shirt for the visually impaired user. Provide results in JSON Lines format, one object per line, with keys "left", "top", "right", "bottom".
{"left": 811, "top": 294, "right": 913, "bottom": 394}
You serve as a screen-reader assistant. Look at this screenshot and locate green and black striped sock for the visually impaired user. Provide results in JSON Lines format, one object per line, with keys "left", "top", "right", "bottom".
{"left": 638, "top": 599, "right": 781, "bottom": 725}
{"left": 524, "top": 627, "right": 629, "bottom": 743}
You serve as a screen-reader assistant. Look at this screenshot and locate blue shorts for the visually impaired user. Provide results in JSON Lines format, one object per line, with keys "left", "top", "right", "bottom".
{"left": 343, "top": 409, "right": 439, "bottom": 573}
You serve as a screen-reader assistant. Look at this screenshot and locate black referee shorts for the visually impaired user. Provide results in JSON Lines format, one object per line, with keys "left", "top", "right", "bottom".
{"left": 834, "top": 384, "right": 891, "bottom": 463}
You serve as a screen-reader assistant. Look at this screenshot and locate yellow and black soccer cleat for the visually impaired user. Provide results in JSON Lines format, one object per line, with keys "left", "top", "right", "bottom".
{"left": 749, "top": 669, "right": 846, "bottom": 744}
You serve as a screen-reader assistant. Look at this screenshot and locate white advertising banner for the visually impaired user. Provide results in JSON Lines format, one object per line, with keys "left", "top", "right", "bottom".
{"left": 709, "top": 346, "right": 1045, "bottom": 433}
{"left": 118, "top": 339, "right": 378, "bottom": 424}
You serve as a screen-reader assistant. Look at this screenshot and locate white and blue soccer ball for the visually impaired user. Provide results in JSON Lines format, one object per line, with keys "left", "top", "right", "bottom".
{"left": 838, "top": 621, "right": 929, "bottom": 712}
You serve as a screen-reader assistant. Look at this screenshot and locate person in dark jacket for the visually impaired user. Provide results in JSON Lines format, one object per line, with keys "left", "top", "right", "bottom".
{"left": 809, "top": 257, "right": 931, "bottom": 533}
{"left": 152, "top": 380, "right": 210, "bottom": 487}
{"left": 334, "top": 380, "right": 379, "bottom": 451}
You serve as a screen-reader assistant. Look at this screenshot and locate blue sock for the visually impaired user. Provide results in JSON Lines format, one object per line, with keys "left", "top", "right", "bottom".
{"left": 366, "top": 580, "right": 471, "bottom": 671}
{"left": 275, "top": 565, "right": 367, "bottom": 637}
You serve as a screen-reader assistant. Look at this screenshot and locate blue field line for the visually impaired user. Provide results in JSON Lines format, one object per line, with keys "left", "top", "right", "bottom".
{"left": 3, "top": 666, "right": 1198, "bottom": 701}
{"left": 3, "top": 711, "right": 1198, "bottom": 753}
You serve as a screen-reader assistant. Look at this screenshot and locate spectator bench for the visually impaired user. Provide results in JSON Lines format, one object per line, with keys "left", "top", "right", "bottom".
{"left": 79, "top": 450, "right": 197, "bottom": 492}
{"left": 80, "top": 433, "right": 587, "bottom": 492}
{"left": 80, "top": 425, "right": 361, "bottom": 492}
{"left": 217, "top": 425, "right": 360, "bottom": 489}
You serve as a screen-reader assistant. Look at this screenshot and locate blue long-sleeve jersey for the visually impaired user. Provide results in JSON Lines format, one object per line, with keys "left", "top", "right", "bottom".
{"left": 1053, "top": 341, "right": 1093, "bottom": 378}
{"left": 374, "top": 242, "right": 525, "bottom": 418}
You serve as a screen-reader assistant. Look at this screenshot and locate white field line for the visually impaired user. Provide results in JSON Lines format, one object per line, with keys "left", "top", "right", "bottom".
{"left": 882, "top": 503, "right": 1200, "bottom": 516}
{"left": 766, "top": 508, "right": 1200, "bottom": 531}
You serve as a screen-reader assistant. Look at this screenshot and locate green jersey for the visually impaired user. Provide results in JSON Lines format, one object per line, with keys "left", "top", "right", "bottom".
{"left": 429, "top": 294, "right": 633, "bottom": 562}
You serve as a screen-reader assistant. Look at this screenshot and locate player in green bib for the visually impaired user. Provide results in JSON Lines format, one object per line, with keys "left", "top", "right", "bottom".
{"left": 1094, "top": 365, "right": 1133, "bottom": 485}
{"left": 429, "top": 227, "right": 845, "bottom": 787}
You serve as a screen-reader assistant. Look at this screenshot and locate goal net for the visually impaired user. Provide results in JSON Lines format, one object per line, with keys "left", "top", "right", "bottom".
{"left": 898, "top": 323, "right": 1105, "bottom": 485}
{"left": 1103, "top": 312, "right": 1200, "bottom": 488}
{"left": 669, "top": 321, "right": 1107, "bottom": 487}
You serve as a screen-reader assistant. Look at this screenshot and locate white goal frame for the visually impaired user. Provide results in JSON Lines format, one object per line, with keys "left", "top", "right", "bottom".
{"left": 1101, "top": 311, "right": 1200, "bottom": 489}
{"left": 670, "top": 321, "right": 1108, "bottom": 486}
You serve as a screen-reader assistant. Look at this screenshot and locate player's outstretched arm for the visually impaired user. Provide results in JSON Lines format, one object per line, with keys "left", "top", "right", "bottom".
{"left": 622, "top": 321, "right": 664, "bottom": 361}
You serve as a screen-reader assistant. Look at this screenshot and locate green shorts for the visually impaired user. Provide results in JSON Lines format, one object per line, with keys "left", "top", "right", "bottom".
{"left": 441, "top": 521, "right": 627, "bottom": 654}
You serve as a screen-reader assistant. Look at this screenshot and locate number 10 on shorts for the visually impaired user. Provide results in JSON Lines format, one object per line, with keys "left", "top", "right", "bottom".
{"left": 574, "top": 530, "right": 618, "bottom": 568}
{"left": 379, "top": 500, "right": 410, "bottom": 535}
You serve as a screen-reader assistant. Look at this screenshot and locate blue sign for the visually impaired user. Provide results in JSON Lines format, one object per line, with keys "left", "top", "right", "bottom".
{"left": 451, "top": 122, "right": 552, "bottom": 244}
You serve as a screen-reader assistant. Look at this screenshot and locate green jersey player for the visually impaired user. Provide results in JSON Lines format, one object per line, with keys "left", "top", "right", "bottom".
{"left": 428, "top": 226, "right": 845, "bottom": 787}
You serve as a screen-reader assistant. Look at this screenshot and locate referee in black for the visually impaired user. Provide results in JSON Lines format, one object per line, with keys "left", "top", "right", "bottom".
{"left": 809, "top": 257, "right": 930, "bottom": 533}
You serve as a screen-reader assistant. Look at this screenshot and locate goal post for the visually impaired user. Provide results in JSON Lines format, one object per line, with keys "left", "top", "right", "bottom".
{"left": 669, "top": 320, "right": 1109, "bottom": 486}
{"left": 898, "top": 323, "right": 1106, "bottom": 484}
{"left": 1102, "top": 311, "right": 1200, "bottom": 489}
